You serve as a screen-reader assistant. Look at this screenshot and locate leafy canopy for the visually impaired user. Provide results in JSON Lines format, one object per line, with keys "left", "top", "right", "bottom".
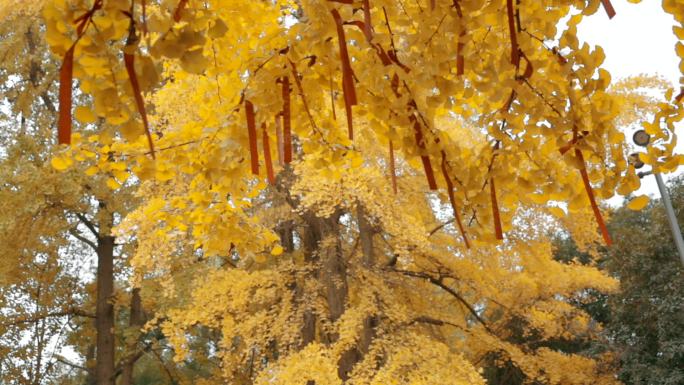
{"left": 18, "top": 0, "right": 684, "bottom": 383}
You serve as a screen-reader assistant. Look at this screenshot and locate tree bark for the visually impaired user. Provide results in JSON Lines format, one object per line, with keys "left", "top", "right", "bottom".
{"left": 301, "top": 212, "right": 347, "bottom": 327}
{"left": 85, "top": 343, "right": 96, "bottom": 385}
{"left": 120, "top": 288, "right": 144, "bottom": 385}
{"left": 357, "top": 205, "right": 375, "bottom": 266}
{"left": 96, "top": 207, "right": 116, "bottom": 385}
{"left": 337, "top": 206, "right": 377, "bottom": 380}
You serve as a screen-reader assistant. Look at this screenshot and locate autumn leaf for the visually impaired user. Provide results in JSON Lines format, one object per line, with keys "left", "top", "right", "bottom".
{"left": 627, "top": 195, "right": 650, "bottom": 210}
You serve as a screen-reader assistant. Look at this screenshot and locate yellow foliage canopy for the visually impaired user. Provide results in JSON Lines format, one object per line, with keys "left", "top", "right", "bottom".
{"left": 28, "top": 0, "right": 684, "bottom": 383}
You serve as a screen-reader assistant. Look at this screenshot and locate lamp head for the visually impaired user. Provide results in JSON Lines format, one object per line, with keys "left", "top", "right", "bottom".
{"left": 633, "top": 130, "right": 650, "bottom": 147}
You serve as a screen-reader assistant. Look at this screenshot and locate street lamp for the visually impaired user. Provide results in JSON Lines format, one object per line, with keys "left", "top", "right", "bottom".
{"left": 631, "top": 129, "right": 684, "bottom": 266}
{"left": 633, "top": 129, "right": 651, "bottom": 147}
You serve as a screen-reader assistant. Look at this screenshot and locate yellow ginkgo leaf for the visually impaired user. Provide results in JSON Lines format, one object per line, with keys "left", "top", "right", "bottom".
{"left": 112, "top": 169, "right": 129, "bottom": 183}
{"left": 85, "top": 166, "right": 99, "bottom": 176}
{"left": 74, "top": 106, "right": 97, "bottom": 123}
{"left": 547, "top": 206, "right": 566, "bottom": 218}
{"left": 180, "top": 49, "right": 209, "bottom": 74}
{"left": 106, "top": 177, "right": 121, "bottom": 190}
{"left": 208, "top": 18, "right": 228, "bottom": 39}
{"left": 50, "top": 155, "right": 72, "bottom": 171}
{"left": 271, "top": 245, "right": 284, "bottom": 256}
{"left": 627, "top": 195, "right": 650, "bottom": 211}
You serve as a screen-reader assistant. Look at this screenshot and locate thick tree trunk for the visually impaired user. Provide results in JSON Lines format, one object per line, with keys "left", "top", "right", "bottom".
{"left": 120, "top": 288, "right": 144, "bottom": 385}
{"left": 298, "top": 211, "right": 347, "bottom": 384}
{"left": 301, "top": 212, "right": 347, "bottom": 326}
{"left": 337, "top": 206, "right": 377, "bottom": 380}
{"left": 96, "top": 208, "right": 115, "bottom": 385}
{"left": 357, "top": 205, "right": 375, "bottom": 266}
{"left": 357, "top": 205, "right": 377, "bottom": 357}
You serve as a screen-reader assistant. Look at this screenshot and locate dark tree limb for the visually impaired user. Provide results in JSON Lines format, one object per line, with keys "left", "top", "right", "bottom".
{"left": 69, "top": 227, "right": 97, "bottom": 251}
{"left": 428, "top": 218, "right": 455, "bottom": 237}
{"left": 0, "top": 308, "right": 95, "bottom": 327}
{"left": 75, "top": 213, "right": 99, "bottom": 238}
{"left": 388, "top": 268, "right": 494, "bottom": 334}
{"left": 55, "top": 356, "right": 93, "bottom": 374}
{"left": 410, "top": 315, "right": 464, "bottom": 330}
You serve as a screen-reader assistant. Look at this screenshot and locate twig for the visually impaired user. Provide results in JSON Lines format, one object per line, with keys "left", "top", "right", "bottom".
{"left": 427, "top": 218, "right": 455, "bottom": 237}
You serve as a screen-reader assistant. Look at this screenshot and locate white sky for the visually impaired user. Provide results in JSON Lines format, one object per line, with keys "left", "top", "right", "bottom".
{"left": 576, "top": 1, "right": 681, "bottom": 202}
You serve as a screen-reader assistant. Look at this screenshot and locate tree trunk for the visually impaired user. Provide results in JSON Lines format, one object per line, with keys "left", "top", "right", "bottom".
{"left": 357, "top": 205, "right": 375, "bottom": 266}
{"left": 120, "top": 288, "right": 144, "bottom": 385}
{"left": 96, "top": 208, "right": 115, "bottom": 385}
{"left": 337, "top": 206, "right": 377, "bottom": 380}
{"left": 85, "top": 343, "right": 97, "bottom": 385}
{"left": 301, "top": 212, "right": 347, "bottom": 333}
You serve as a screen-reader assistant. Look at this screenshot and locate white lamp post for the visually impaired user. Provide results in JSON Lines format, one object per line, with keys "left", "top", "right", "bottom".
{"left": 632, "top": 129, "right": 684, "bottom": 266}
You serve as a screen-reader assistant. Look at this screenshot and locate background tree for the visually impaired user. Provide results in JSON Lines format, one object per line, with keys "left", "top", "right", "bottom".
{"left": 551, "top": 177, "right": 684, "bottom": 385}
{"left": 605, "top": 178, "right": 684, "bottom": 384}
{"left": 0, "top": 6, "right": 170, "bottom": 384}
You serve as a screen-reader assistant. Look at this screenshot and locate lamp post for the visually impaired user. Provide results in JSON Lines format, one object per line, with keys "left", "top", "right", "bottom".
{"left": 631, "top": 129, "right": 684, "bottom": 266}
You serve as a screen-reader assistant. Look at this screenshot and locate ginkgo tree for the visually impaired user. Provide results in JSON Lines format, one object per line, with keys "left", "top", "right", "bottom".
{"left": 7, "top": 0, "right": 684, "bottom": 383}
{"left": 0, "top": 5, "right": 178, "bottom": 384}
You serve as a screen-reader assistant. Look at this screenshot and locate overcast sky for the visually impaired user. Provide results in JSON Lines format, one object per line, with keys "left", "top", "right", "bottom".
{"left": 576, "top": 1, "right": 681, "bottom": 201}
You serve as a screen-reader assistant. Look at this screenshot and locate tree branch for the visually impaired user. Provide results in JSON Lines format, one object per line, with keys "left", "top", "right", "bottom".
{"left": 428, "top": 218, "right": 455, "bottom": 237}
{"left": 55, "top": 356, "right": 92, "bottom": 374}
{"left": 75, "top": 213, "right": 99, "bottom": 238}
{"left": 388, "top": 268, "right": 494, "bottom": 334}
{"left": 410, "top": 315, "right": 464, "bottom": 330}
{"left": 114, "top": 340, "right": 154, "bottom": 379}
{"left": 1, "top": 308, "right": 96, "bottom": 327}
{"left": 68, "top": 228, "right": 97, "bottom": 251}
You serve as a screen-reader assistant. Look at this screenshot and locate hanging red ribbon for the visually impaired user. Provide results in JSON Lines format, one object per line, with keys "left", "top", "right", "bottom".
{"left": 490, "top": 177, "right": 504, "bottom": 240}
{"left": 124, "top": 50, "right": 156, "bottom": 158}
{"left": 389, "top": 140, "right": 398, "bottom": 194}
{"left": 576, "top": 149, "right": 612, "bottom": 245}
{"left": 174, "top": 0, "right": 189, "bottom": 22}
{"left": 331, "top": 9, "right": 357, "bottom": 140}
{"left": 57, "top": 45, "right": 75, "bottom": 145}
{"left": 57, "top": 0, "right": 102, "bottom": 145}
{"left": 245, "top": 101, "right": 259, "bottom": 175}
{"left": 412, "top": 119, "right": 437, "bottom": 190}
{"left": 600, "top": 0, "right": 616, "bottom": 19}
{"left": 506, "top": 0, "right": 520, "bottom": 66}
{"left": 281, "top": 77, "right": 292, "bottom": 164}
{"left": 441, "top": 153, "right": 470, "bottom": 248}
{"left": 262, "top": 123, "right": 275, "bottom": 185}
